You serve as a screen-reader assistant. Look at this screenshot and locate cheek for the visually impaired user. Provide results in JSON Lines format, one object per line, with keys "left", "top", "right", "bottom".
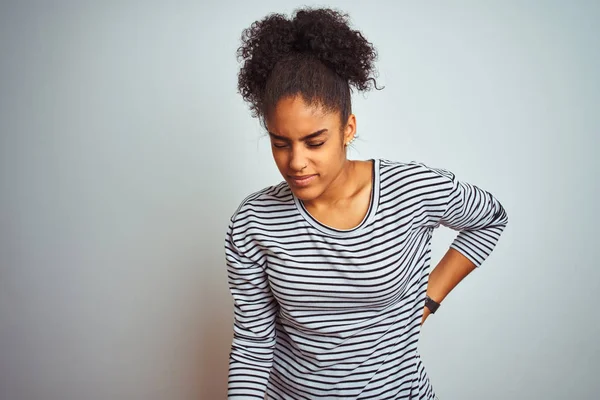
{"left": 322, "top": 140, "right": 346, "bottom": 164}
{"left": 271, "top": 148, "right": 288, "bottom": 170}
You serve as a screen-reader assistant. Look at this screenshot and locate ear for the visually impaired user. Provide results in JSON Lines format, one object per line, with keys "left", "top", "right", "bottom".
{"left": 343, "top": 114, "right": 357, "bottom": 146}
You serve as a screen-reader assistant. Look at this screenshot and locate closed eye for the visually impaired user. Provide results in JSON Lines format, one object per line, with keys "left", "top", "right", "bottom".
{"left": 268, "top": 129, "right": 329, "bottom": 149}
{"left": 272, "top": 142, "right": 325, "bottom": 149}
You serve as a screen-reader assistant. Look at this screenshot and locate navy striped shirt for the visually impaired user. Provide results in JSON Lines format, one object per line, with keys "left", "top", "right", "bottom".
{"left": 225, "top": 159, "right": 508, "bottom": 399}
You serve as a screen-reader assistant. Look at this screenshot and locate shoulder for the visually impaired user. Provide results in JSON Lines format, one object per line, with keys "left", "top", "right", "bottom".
{"left": 227, "top": 181, "right": 296, "bottom": 256}
{"left": 378, "top": 158, "right": 455, "bottom": 182}
{"left": 229, "top": 181, "right": 295, "bottom": 225}
{"left": 377, "top": 159, "right": 456, "bottom": 204}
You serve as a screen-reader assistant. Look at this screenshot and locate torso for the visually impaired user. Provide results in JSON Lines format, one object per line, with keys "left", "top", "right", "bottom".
{"left": 228, "top": 159, "right": 456, "bottom": 399}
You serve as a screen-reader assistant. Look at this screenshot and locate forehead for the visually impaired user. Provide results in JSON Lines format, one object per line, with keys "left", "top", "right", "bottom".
{"left": 266, "top": 96, "right": 339, "bottom": 137}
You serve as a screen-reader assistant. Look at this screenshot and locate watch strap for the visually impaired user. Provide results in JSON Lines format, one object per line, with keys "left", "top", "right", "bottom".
{"left": 425, "top": 295, "right": 441, "bottom": 314}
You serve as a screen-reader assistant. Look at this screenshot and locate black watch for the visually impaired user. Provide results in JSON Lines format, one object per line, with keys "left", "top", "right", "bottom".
{"left": 425, "top": 295, "right": 441, "bottom": 314}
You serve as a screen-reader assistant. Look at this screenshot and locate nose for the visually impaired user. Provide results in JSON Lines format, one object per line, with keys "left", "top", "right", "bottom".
{"left": 289, "top": 145, "right": 308, "bottom": 172}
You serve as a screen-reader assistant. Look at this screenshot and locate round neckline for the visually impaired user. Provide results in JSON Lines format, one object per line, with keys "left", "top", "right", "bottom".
{"left": 292, "top": 159, "right": 380, "bottom": 237}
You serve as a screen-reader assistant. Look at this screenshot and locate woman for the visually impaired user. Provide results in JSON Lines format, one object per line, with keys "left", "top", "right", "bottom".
{"left": 225, "top": 7, "right": 508, "bottom": 400}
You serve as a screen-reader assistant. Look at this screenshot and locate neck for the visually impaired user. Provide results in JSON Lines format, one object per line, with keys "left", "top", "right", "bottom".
{"left": 306, "top": 158, "right": 357, "bottom": 209}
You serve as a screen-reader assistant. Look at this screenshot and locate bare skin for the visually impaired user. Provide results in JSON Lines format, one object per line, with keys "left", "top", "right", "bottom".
{"left": 265, "top": 94, "right": 475, "bottom": 325}
{"left": 421, "top": 249, "right": 476, "bottom": 324}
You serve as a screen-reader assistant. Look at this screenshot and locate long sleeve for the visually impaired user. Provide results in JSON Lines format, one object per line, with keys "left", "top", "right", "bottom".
{"left": 424, "top": 164, "right": 508, "bottom": 267}
{"left": 225, "top": 217, "right": 278, "bottom": 399}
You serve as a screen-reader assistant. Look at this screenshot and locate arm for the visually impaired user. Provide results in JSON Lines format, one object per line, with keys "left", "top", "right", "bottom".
{"left": 225, "top": 218, "right": 277, "bottom": 398}
{"left": 421, "top": 166, "right": 508, "bottom": 324}
{"left": 421, "top": 248, "right": 475, "bottom": 324}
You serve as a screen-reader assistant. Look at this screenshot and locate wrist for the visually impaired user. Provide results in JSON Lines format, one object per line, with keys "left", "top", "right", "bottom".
{"left": 424, "top": 295, "right": 441, "bottom": 314}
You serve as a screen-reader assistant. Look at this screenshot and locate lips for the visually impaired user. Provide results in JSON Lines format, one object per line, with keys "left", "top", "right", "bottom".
{"left": 288, "top": 174, "right": 317, "bottom": 187}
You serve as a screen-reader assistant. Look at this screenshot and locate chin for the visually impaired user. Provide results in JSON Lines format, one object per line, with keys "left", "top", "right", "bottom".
{"left": 288, "top": 185, "right": 321, "bottom": 202}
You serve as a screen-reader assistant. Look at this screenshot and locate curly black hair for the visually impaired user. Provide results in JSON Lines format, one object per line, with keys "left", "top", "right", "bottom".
{"left": 237, "top": 7, "right": 381, "bottom": 127}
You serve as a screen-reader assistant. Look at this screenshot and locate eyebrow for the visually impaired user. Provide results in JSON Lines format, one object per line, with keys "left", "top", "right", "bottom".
{"left": 268, "top": 129, "right": 328, "bottom": 141}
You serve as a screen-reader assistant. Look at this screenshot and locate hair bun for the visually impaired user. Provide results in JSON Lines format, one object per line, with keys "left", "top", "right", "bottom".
{"left": 237, "top": 7, "right": 381, "bottom": 119}
{"left": 289, "top": 9, "right": 377, "bottom": 89}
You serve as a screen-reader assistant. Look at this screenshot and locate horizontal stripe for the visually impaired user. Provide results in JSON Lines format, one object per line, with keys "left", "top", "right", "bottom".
{"left": 226, "top": 159, "right": 508, "bottom": 399}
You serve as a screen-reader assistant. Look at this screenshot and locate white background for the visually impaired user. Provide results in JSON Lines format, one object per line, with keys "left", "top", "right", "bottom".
{"left": 1, "top": 1, "right": 598, "bottom": 399}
